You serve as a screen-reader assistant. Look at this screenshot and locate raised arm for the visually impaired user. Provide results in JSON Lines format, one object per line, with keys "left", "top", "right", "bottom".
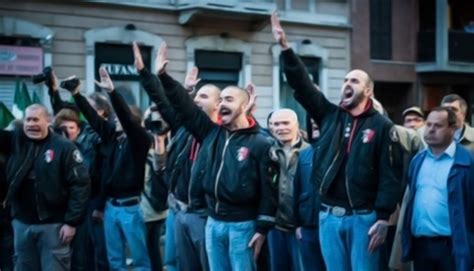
{"left": 95, "top": 67, "right": 151, "bottom": 149}
{"left": 66, "top": 80, "right": 116, "bottom": 141}
{"left": 156, "top": 42, "right": 216, "bottom": 142}
{"left": 133, "top": 42, "right": 182, "bottom": 132}
{"left": 271, "top": 12, "right": 337, "bottom": 124}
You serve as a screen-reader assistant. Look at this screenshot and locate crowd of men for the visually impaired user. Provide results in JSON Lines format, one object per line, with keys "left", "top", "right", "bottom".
{"left": 0, "top": 13, "right": 473, "bottom": 271}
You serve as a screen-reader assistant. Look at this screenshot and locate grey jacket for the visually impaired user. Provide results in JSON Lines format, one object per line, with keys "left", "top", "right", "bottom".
{"left": 270, "top": 138, "right": 310, "bottom": 231}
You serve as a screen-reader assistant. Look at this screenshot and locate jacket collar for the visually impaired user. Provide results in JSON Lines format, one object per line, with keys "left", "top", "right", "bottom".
{"left": 460, "top": 124, "right": 474, "bottom": 143}
{"left": 340, "top": 98, "right": 377, "bottom": 118}
{"left": 419, "top": 143, "right": 471, "bottom": 167}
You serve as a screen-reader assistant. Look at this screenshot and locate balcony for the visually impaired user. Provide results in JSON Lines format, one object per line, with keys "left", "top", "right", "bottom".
{"left": 86, "top": 0, "right": 350, "bottom": 29}
{"left": 417, "top": 30, "right": 474, "bottom": 73}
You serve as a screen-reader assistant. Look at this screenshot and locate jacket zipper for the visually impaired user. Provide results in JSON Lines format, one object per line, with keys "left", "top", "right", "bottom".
{"left": 214, "top": 132, "right": 236, "bottom": 214}
{"left": 345, "top": 118, "right": 358, "bottom": 207}
{"left": 32, "top": 146, "right": 43, "bottom": 220}
{"left": 319, "top": 149, "right": 341, "bottom": 194}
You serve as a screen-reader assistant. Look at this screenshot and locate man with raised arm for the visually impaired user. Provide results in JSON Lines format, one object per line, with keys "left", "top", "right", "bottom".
{"left": 133, "top": 42, "right": 221, "bottom": 271}
{"left": 65, "top": 68, "right": 152, "bottom": 270}
{"left": 154, "top": 42, "right": 278, "bottom": 271}
{"left": 272, "top": 12, "right": 400, "bottom": 271}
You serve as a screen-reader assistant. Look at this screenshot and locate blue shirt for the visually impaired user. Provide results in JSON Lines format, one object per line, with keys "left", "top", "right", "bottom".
{"left": 411, "top": 141, "right": 455, "bottom": 236}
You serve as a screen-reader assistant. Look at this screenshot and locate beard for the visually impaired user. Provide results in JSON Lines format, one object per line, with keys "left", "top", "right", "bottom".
{"left": 343, "top": 91, "right": 365, "bottom": 110}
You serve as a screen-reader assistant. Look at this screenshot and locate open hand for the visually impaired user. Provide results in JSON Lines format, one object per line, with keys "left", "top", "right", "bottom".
{"left": 271, "top": 11, "right": 290, "bottom": 49}
{"left": 133, "top": 41, "right": 145, "bottom": 71}
{"left": 59, "top": 224, "right": 76, "bottom": 245}
{"left": 156, "top": 42, "right": 169, "bottom": 75}
{"left": 368, "top": 219, "right": 388, "bottom": 252}
{"left": 248, "top": 232, "right": 266, "bottom": 260}
{"left": 94, "top": 67, "right": 114, "bottom": 93}
{"left": 184, "top": 67, "right": 201, "bottom": 91}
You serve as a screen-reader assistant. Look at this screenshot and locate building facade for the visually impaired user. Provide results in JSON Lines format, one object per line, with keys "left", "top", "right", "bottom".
{"left": 351, "top": 0, "right": 474, "bottom": 125}
{"left": 0, "top": 0, "right": 352, "bottom": 126}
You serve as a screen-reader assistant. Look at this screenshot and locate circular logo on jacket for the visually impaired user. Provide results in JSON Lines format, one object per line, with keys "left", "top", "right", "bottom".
{"left": 73, "top": 150, "right": 84, "bottom": 163}
{"left": 237, "top": 147, "right": 250, "bottom": 162}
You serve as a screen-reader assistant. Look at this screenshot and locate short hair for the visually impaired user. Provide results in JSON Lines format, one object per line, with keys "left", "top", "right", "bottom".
{"left": 88, "top": 92, "right": 112, "bottom": 119}
{"left": 223, "top": 85, "right": 250, "bottom": 103}
{"left": 429, "top": 106, "right": 457, "bottom": 127}
{"left": 441, "top": 94, "right": 468, "bottom": 115}
{"left": 366, "top": 74, "right": 374, "bottom": 92}
{"left": 25, "top": 104, "right": 50, "bottom": 120}
{"left": 55, "top": 108, "right": 80, "bottom": 127}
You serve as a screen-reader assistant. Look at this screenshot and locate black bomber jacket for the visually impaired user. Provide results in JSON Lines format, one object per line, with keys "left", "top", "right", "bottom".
{"left": 159, "top": 72, "right": 279, "bottom": 234}
{"left": 282, "top": 49, "right": 401, "bottom": 220}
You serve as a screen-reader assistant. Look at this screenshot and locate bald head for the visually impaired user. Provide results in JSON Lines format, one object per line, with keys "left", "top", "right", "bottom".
{"left": 194, "top": 84, "right": 221, "bottom": 119}
{"left": 219, "top": 86, "right": 250, "bottom": 128}
{"left": 341, "top": 69, "right": 373, "bottom": 112}
{"left": 270, "top": 108, "right": 299, "bottom": 147}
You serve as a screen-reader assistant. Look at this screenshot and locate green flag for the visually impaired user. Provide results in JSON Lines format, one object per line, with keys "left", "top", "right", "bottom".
{"left": 12, "top": 80, "right": 32, "bottom": 119}
{"left": 0, "top": 102, "right": 14, "bottom": 129}
{"left": 32, "top": 89, "right": 42, "bottom": 104}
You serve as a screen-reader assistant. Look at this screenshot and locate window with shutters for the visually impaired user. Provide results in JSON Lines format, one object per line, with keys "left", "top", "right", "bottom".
{"left": 370, "top": 0, "right": 392, "bottom": 60}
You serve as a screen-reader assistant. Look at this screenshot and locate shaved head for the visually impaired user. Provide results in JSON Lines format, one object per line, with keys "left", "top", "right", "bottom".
{"left": 194, "top": 84, "right": 221, "bottom": 119}
{"left": 219, "top": 86, "right": 250, "bottom": 128}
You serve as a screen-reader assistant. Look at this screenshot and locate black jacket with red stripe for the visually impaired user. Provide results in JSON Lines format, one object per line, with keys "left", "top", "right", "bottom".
{"left": 282, "top": 49, "right": 400, "bottom": 220}
{"left": 160, "top": 72, "right": 279, "bottom": 234}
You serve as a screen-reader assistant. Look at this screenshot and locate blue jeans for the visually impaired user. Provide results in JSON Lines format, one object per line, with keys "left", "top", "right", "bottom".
{"left": 319, "top": 210, "right": 379, "bottom": 271}
{"left": 104, "top": 201, "right": 150, "bottom": 271}
{"left": 205, "top": 217, "right": 256, "bottom": 271}
{"left": 267, "top": 228, "right": 302, "bottom": 271}
{"left": 174, "top": 211, "right": 209, "bottom": 271}
{"left": 296, "top": 227, "right": 325, "bottom": 271}
{"left": 164, "top": 209, "right": 177, "bottom": 271}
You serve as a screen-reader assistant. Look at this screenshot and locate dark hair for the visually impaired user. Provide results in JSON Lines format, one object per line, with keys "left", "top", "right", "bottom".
{"left": 441, "top": 94, "right": 468, "bottom": 115}
{"left": 54, "top": 108, "right": 80, "bottom": 127}
{"left": 88, "top": 92, "right": 112, "bottom": 119}
{"left": 429, "top": 106, "right": 457, "bottom": 127}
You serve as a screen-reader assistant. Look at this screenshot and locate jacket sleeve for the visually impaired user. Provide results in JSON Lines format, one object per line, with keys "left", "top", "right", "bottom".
{"left": 0, "top": 130, "right": 13, "bottom": 155}
{"left": 256, "top": 139, "right": 279, "bottom": 234}
{"left": 281, "top": 49, "right": 338, "bottom": 125}
{"left": 159, "top": 72, "right": 215, "bottom": 142}
{"left": 139, "top": 68, "right": 182, "bottom": 133}
{"left": 108, "top": 90, "right": 151, "bottom": 150}
{"left": 73, "top": 92, "right": 116, "bottom": 142}
{"left": 48, "top": 88, "right": 68, "bottom": 115}
{"left": 63, "top": 144, "right": 91, "bottom": 226}
{"left": 375, "top": 123, "right": 402, "bottom": 220}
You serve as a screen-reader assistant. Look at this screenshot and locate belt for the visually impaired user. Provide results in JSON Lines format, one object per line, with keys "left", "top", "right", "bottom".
{"left": 320, "top": 204, "right": 372, "bottom": 217}
{"left": 110, "top": 196, "right": 141, "bottom": 207}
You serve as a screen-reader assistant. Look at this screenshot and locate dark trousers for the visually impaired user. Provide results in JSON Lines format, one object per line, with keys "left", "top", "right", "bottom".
{"left": 379, "top": 225, "right": 396, "bottom": 271}
{"left": 0, "top": 215, "right": 14, "bottom": 271}
{"left": 12, "top": 219, "right": 72, "bottom": 271}
{"left": 412, "top": 236, "right": 455, "bottom": 271}
{"left": 146, "top": 219, "right": 164, "bottom": 271}
{"left": 267, "top": 229, "right": 302, "bottom": 271}
{"left": 174, "top": 211, "right": 209, "bottom": 271}
{"left": 297, "top": 227, "right": 325, "bottom": 271}
{"left": 72, "top": 204, "right": 109, "bottom": 271}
